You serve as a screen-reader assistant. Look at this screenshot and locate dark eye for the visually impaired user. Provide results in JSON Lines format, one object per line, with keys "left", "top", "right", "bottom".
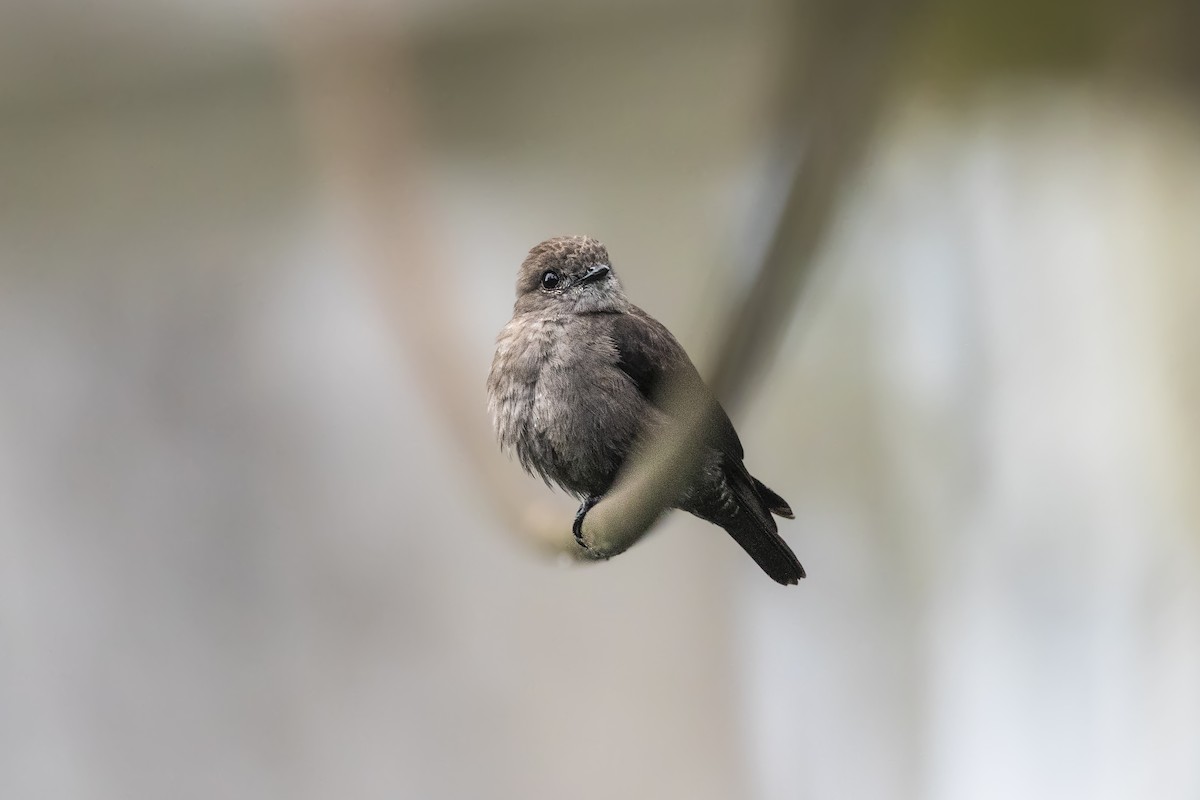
{"left": 540, "top": 270, "right": 560, "bottom": 290}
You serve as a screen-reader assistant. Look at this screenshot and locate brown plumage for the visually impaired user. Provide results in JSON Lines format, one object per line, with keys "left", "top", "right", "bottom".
{"left": 487, "top": 235, "right": 803, "bottom": 585}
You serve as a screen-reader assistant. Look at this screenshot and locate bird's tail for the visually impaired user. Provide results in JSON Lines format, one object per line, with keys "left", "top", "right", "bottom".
{"left": 720, "top": 468, "right": 804, "bottom": 585}
{"left": 753, "top": 477, "right": 795, "bottom": 519}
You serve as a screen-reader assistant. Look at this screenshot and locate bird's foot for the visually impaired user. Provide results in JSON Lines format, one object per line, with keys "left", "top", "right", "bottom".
{"left": 573, "top": 495, "right": 603, "bottom": 550}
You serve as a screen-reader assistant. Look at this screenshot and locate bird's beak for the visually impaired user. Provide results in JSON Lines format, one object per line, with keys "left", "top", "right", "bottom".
{"left": 576, "top": 265, "right": 611, "bottom": 286}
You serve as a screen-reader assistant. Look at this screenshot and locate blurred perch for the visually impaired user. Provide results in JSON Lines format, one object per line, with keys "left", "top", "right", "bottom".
{"left": 576, "top": 0, "right": 922, "bottom": 558}
{"left": 278, "top": 1, "right": 920, "bottom": 561}
{"left": 279, "top": 23, "right": 568, "bottom": 551}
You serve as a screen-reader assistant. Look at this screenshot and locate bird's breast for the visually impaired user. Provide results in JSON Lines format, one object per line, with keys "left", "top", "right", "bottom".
{"left": 487, "top": 316, "right": 568, "bottom": 462}
{"left": 487, "top": 314, "right": 642, "bottom": 496}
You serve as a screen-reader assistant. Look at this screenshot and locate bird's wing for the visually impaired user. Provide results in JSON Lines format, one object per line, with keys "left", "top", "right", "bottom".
{"left": 605, "top": 308, "right": 744, "bottom": 462}
{"left": 608, "top": 308, "right": 802, "bottom": 583}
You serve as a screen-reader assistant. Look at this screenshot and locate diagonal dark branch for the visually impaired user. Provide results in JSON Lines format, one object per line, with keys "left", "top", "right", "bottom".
{"left": 577, "top": 0, "right": 922, "bottom": 557}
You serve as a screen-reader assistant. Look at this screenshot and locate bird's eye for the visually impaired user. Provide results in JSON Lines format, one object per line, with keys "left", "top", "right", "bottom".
{"left": 540, "top": 270, "right": 560, "bottom": 290}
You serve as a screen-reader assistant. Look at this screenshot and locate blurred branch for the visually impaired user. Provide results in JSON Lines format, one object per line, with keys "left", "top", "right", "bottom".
{"left": 279, "top": 20, "right": 572, "bottom": 554}
{"left": 712, "top": 0, "right": 920, "bottom": 405}
{"left": 581, "top": 0, "right": 922, "bottom": 558}
{"left": 278, "top": 1, "right": 920, "bottom": 562}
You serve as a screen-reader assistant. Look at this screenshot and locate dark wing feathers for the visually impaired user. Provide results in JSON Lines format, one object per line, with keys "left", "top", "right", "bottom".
{"left": 753, "top": 477, "right": 795, "bottom": 519}
{"left": 605, "top": 308, "right": 803, "bottom": 585}
{"left": 608, "top": 309, "right": 744, "bottom": 462}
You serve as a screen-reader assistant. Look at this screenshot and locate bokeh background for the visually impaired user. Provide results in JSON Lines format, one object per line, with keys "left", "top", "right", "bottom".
{"left": 2, "top": 1, "right": 1199, "bottom": 798}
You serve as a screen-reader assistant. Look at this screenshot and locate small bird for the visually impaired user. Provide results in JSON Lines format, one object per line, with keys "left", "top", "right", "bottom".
{"left": 487, "top": 235, "right": 804, "bottom": 585}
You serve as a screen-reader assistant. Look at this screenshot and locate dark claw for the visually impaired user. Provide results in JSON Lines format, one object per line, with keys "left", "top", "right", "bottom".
{"left": 573, "top": 495, "right": 602, "bottom": 549}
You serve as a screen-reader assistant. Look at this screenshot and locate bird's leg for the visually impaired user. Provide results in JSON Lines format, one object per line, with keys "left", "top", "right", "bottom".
{"left": 573, "top": 495, "right": 603, "bottom": 549}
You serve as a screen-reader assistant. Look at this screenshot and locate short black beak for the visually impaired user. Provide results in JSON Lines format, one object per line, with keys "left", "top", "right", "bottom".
{"left": 576, "top": 265, "right": 610, "bottom": 286}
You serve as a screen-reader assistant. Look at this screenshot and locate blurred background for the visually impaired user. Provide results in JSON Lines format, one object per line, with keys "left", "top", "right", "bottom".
{"left": 1, "top": 1, "right": 1199, "bottom": 798}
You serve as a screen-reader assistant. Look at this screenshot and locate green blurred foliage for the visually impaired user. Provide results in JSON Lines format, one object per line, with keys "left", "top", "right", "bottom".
{"left": 903, "top": 0, "right": 1199, "bottom": 92}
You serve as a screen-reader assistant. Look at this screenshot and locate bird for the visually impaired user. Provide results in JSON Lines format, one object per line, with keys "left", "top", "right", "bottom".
{"left": 486, "top": 235, "right": 804, "bottom": 585}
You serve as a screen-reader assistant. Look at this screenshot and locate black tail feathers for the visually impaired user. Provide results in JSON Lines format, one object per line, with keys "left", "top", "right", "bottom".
{"left": 753, "top": 477, "right": 795, "bottom": 519}
{"left": 721, "top": 512, "right": 806, "bottom": 585}
{"left": 722, "top": 470, "right": 804, "bottom": 585}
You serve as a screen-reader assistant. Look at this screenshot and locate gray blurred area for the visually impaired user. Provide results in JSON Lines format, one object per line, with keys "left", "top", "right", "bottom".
{"left": 1, "top": 1, "right": 1198, "bottom": 799}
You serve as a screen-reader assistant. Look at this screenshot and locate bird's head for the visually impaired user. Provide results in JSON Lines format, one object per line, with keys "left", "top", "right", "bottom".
{"left": 513, "top": 235, "right": 629, "bottom": 315}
